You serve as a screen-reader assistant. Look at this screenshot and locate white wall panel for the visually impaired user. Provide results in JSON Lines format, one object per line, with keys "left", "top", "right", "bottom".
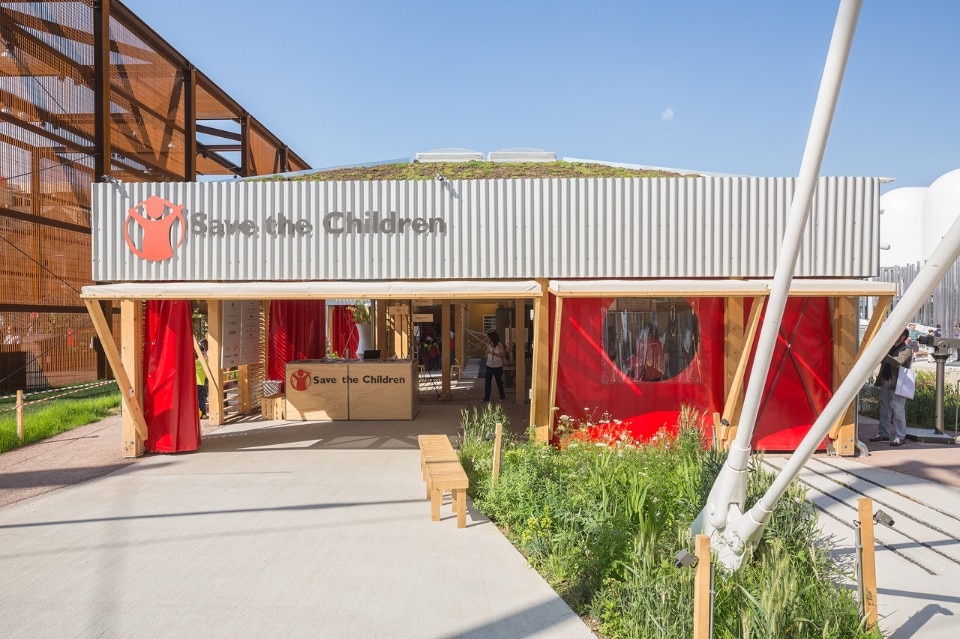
{"left": 92, "top": 177, "right": 880, "bottom": 282}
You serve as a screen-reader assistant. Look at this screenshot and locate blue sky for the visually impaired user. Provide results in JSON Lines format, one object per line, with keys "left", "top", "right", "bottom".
{"left": 124, "top": 1, "right": 959, "bottom": 190}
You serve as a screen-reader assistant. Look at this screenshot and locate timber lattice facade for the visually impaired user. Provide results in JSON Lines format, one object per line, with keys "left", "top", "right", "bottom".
{"left": 0, "top": 0, "right": 309, "bottom": 392}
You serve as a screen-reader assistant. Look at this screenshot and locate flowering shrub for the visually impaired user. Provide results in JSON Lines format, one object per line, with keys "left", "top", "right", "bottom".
{"left": 556, "top": 407, "right": 691, "bottom": 449}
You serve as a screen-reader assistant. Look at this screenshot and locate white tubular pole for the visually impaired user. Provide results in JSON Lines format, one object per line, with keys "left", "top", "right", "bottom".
{"left": 740, "top": 210, "right": 960, "bottom": 543}
{"left": 706, "top": 0, "right": 862, "bottom": 530}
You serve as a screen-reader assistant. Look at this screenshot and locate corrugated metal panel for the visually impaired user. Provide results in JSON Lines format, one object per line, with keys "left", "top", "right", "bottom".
{"left": 92, "top": 177, "right": 880, "bottom": 282}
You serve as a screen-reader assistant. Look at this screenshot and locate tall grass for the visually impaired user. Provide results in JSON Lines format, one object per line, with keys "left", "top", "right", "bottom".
{"left": 0, "top": 383, "right": 121, "bottom": 453}
{"left": 460, "top": 406, "right": 878, "bottom": 639}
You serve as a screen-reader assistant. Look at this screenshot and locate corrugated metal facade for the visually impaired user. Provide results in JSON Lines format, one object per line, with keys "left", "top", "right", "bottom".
{"left": 92, "top": 176, "right": 880, "bottom": 282}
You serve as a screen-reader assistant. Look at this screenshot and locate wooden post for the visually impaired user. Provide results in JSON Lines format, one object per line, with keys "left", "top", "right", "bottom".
{"left": 858, "top": 497, "right": 879, "bottom": 631}
{"left": 84, "top": 299, "right": 148, "bottom": 456}
{"left": 492, "top": 422, "right": 503, "bottom": 485}
{"left": 376, "top": 299, "right": 388, "bottom": 356}
{"left": 693, "top": 533, "right": 713, "bottom": 639}
{"left": 541, "top": 290, "right": 563, "bottom": 443}
{"left": 238, "top": 364, "right": 251, "bottom": 413}
{"left": 440, "top": 300, "right": 451, "bottom": 400}
{"left": 829, "top": 296, "right": 858, "bottom": 455}
{"left": 455, "top": 303, "right": 465, "bottom": 372}
{"left": 207, "top": 300, "right": 225, "bottom": 425}
{"left": 530, "top": 282, "right": 551, "bottom": 440}
{"left": 120, "top": 299, "right": 144, "bottom": 457}
{"left": 724, "top": 297, "right": 745, "bottom": 407}
{"left": 515, "top": 300, "right": 525, "bottom": 405}
{"left": 15, "top": 389, "right": 24, "bottom": 442}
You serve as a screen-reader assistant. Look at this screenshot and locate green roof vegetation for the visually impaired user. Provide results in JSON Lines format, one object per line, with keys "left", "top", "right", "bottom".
{"left": 261, "top": 160, "right": 693, "bottom": 182}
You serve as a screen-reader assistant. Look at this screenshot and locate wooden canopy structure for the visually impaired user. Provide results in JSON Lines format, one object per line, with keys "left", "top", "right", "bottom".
{"left": 82, "top": 277, "right": 895, "bottom": 457}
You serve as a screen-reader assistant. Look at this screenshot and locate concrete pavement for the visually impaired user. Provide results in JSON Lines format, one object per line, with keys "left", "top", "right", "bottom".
{"left": 2, "top": 374, "right": 960, "bottom": 638}
{"left": 0, "top": 401, "right": 594, "bottom": 639}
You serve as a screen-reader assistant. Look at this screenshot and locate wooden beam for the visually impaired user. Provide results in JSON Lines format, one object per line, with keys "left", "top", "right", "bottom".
{"left": 207, "top": 300, "right": 225, "bottom": 425}
{"left": 856, "top": 295, "right": 892, "bottom": 360}
{"left": 721, "top": 297, "right": 765, "bottom": 445}
{"left": 84, "top": 301, "right": 148, "bottom": 451}
{"left": 529, "top": 280, "right": 551, "bottom": 439}
{"left": 92, "top": 0, "right": 112, "bottom": 181}
{"left": 184, "top": 65, "right": 197, "bottom": 180}
{"left": 196, "top": 123, "right": 242, "bottom": 141}
{"left": 515, "top": 299, "right": 525, "bottom": 405}
{"left": 193, "top": 334, "right": 213, "bottom": 383}
{"left": 828, "top": 296, "right": 858, "bottom": 455}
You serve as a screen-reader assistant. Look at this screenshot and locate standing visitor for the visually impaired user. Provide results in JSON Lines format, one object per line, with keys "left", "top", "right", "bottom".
{"left": 954, "top": 323, "right": 960, "bottom": 362}
{"left": 871, "top": 328, "right": 913, "bottom": 447}
{"left": 196, "top": 344, "right": 208, "bottom": 419}
{"left": 482, "top": 331, "right": 507, "bottom": 402}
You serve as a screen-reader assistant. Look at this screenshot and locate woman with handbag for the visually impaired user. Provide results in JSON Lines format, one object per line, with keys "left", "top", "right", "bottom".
{"left": 482, "top": 331, "right": 507, "bottom": 402}
{"left": 871, "top": 328, "right": 913, "bottom": 447}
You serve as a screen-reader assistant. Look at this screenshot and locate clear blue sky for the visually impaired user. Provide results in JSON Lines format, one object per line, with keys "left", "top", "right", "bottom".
{"left": 124, "top": 0, "right": 959, "bottom": 190}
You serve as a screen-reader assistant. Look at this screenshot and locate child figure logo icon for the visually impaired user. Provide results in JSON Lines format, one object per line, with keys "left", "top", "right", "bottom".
{"left": 289, "top": 368, "right": 312, "bottom": 392}
{"left": 124, "top": 195, "right": 186, "bottom": 261}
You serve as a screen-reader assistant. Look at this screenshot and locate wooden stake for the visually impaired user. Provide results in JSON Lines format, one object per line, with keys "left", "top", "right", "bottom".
{"left": 492, "top": 422, "right": 503, "bottom": 484}
{"left": 858, "top": 497, "right": 879, "bottom": 631}
{"left": 693, "top": 533, "right": 712, "bottom": 639}
{"left": 15, "top": 389, "right": 24, "bottom": 442}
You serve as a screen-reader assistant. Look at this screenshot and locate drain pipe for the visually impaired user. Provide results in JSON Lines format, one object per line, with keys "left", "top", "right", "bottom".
{"left": 701, "top": 0, "right": 863, "bottom": 566}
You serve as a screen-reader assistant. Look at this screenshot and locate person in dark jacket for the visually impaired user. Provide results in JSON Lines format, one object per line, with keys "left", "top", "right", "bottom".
{"left": 871, "top": 328, "right": 913, "bottom": 447}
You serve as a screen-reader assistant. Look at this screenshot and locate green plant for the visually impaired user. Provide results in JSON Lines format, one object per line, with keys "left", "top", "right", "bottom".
{"left": 459, "top": 408, "right": 875, "bottom": 639}
{"left": 457, "top": 403, "right": 509, "bottom": 503}
{"left": 0, "top": 383, "right": 121, "bottom": 453}
{"left": 348, "top": 302, "right": 371, "bottom": 324}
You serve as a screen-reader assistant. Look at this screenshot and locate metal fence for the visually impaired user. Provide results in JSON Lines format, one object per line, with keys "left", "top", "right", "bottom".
{"left": 870, "top": 260, "right": 960, "bottom": 333}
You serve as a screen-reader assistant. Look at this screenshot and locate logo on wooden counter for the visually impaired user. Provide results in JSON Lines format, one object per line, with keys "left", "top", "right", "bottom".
{"left": 289, "top": 368, "right": 312, "bottom": 392}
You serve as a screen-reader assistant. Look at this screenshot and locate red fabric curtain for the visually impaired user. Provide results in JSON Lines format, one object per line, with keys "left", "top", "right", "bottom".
{"left": 747, "top": 297, "right": 833, "bottom": 451}
{"left": 267, "top": 300, "right": 327, "bottom": 385}
{"left": 143, "top": 300, "right": 200, "bottom": 453}
{"left": 551, "top": 296, "right": 834, "bottom": 451}
{"left": 330, "top": 306, "right": 358, "bottom": 359}
{"left": 554, "top": 297, "right": 724, "bottom": 441}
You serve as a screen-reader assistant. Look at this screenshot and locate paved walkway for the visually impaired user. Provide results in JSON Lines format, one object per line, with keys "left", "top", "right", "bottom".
{"left": 2, "top": 386, "right": 959, "bottom": 638}
{"left": 0, "top": 404, "right": 593, "bottom": 639}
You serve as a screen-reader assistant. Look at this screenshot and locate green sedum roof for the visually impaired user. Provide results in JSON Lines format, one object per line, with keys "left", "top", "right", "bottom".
{"left": 260, "top": 160, "right": 693, "bottom": 182}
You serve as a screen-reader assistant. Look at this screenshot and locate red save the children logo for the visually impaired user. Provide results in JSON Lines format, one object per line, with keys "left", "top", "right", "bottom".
{"left": 289, "top": 369, "right": 312, "bottom": 392}
{"left": 124, "top": 195, "right": 186, "bottom": 262}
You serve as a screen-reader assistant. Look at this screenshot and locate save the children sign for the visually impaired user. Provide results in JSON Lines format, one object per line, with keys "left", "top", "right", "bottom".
{"left": 92, "top": 177, "right": 880, "bottom": 283}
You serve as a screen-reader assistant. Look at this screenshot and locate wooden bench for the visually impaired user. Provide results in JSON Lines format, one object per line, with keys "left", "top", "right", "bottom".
{"left": 417, "top": 434, "right": 469, "bottom": 528}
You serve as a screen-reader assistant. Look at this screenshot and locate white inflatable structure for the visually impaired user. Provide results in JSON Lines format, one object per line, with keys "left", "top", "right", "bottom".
{"left": 922, "top": 169, "right": 960, "bottom": 261}
{"left": 879, "top": 187, "right": 926, "bottom": 267}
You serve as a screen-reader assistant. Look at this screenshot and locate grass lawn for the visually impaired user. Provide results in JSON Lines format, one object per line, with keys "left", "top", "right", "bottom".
{"left": 0, "top": 382, "right": 121, "bottom": 453}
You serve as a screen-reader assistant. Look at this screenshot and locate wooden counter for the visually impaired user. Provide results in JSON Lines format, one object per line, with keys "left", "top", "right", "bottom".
{"left": 285, "top": 359, "right": 419, "bottom": 421}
